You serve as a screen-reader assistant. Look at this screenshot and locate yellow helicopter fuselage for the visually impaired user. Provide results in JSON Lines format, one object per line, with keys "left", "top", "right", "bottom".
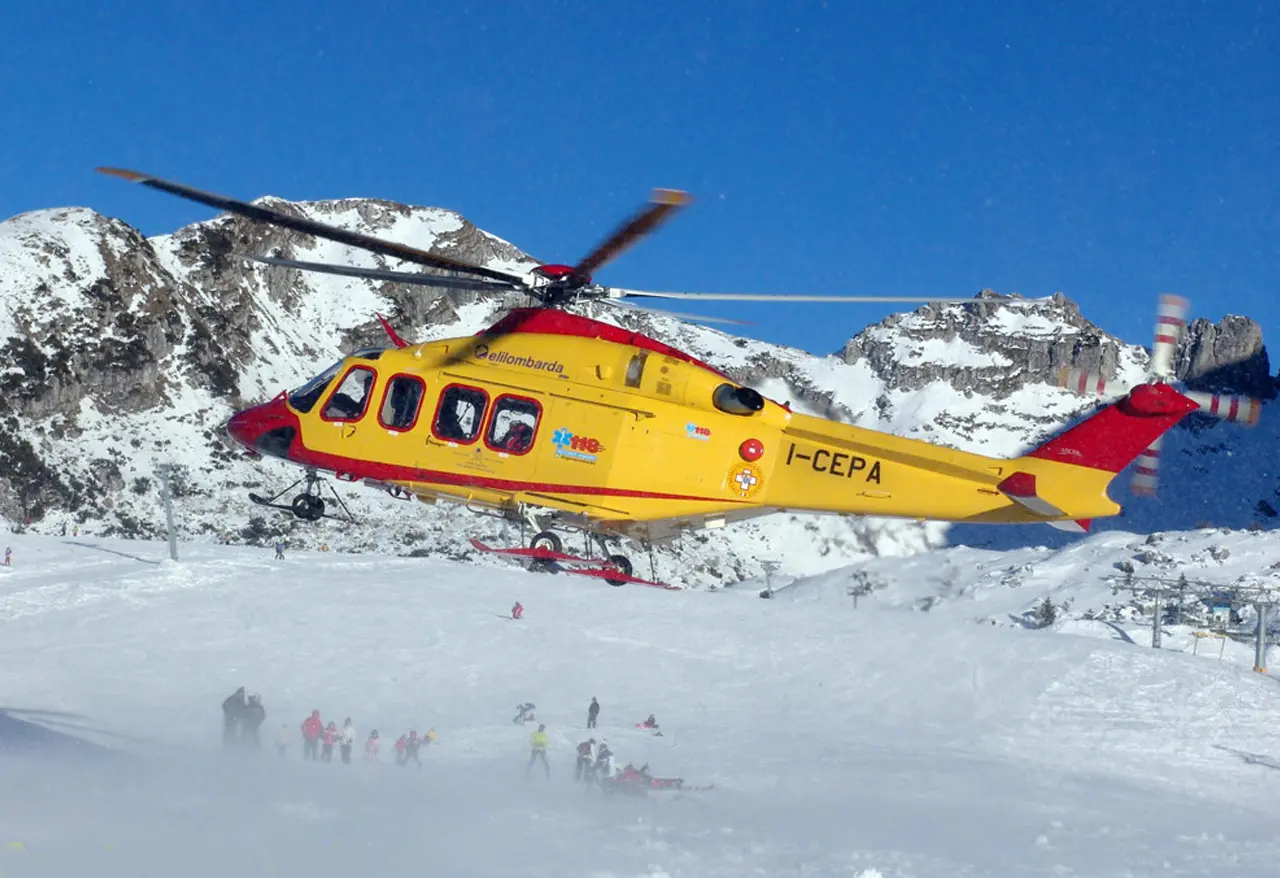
{"left": 228, "top": 309, "right": 1199, "bottom": 542}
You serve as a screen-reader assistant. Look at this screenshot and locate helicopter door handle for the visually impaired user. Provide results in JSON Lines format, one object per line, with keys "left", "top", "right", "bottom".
{"left": 342, "top": 424, "right": 357, "bottom": 439}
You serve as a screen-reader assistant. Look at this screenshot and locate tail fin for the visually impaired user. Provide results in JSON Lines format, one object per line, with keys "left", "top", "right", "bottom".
{"left": 1028, "top": 383, "right": 1199, "bottom": 472}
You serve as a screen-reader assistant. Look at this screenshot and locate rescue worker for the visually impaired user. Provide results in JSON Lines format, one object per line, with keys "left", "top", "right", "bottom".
{"left": 364, "top": 730, "right": 380, "bottom": 762}
{"left": 575, "top": 738, "right": 597, "bottom": 782}
{"left": 240, "top": 694, "right": 266, "bottom": 748}
{"left": 300, "top": 710, "right": 322, "bottom": 761}
{"left": 587, "top": 697, "right": 599, "bottom": 729}
{"left": 594, "top": 740, "right": 614, "bottom": 782}
{"left": 221, "top": 687, "right": 246, "bottom": 749}
{"left": 527, "top": 724, "right": 550, "bottom": 778}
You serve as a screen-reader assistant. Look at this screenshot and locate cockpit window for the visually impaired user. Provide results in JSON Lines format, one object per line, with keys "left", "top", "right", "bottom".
{"left": 321, "top": 366, "right": 376, "bottom": 421}
{"left": 712, "top": 383, "right": 765, "bottom": 416}
{"left": 288, "top": 359, "right": 344, "bottom": 413}
{"left": 350, "top": 347, "right": 385, "bottom": 361}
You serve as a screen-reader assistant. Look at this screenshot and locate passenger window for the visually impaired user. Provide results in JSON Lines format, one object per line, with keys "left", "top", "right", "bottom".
{"left": 321, "top": 367, "right": 376, "bottom": 421}
{"left": 433, "top": 384, "right": 489, "bottom": 444}
{"left": 485, "top": 395, "right": 541, "bottom": 455}
{"left": 378, "top": 375, "right": 426, "bottom": 431}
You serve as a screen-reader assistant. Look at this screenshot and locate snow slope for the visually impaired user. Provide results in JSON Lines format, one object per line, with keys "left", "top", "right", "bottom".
{"left": 2, "top": 531, "right": 1280, "bottom": 876}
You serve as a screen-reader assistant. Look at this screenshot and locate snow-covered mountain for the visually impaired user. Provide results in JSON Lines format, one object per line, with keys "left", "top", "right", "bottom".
{"left": 0, "top": 196, "right": 1275, "bottom": 585}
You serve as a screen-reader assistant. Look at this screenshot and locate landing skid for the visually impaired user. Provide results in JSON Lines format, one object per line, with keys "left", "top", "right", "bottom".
{"left": 247, "top": 470, "right": 357, "bottom": 524}
{"left": 469, "top": 539, "right": 677, "bottom": 590}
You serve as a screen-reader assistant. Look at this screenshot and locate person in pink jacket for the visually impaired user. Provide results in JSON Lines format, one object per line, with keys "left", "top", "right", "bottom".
{"left": 364, "top": 730, "right": 380, "bottom": 762}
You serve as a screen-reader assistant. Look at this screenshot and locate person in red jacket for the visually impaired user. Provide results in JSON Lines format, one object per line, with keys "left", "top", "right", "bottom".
{"left": 512, "top": 601, "right": 524, "bottom": 620}
{"left": 364, "top": 730, "right": 380, "bottom": 762}
{"left": 394, "top": 733, "right": 408, "bottom": 766}
{"left": 300, "top": 710, "right": 322, "bottom": 761}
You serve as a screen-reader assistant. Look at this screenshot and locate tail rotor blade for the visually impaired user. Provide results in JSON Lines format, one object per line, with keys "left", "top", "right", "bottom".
{"left": 1183, "top": 391, "right": 1262, "bottom": 426}
{"left": 1149, "top": 293, "right": 1189, "bottom": 381}
{"left": 1130, "top": 435, "right": 1163, "bottom": 497}
{"left": 1055, "top": 367, "right": 1114, "bottom": 396}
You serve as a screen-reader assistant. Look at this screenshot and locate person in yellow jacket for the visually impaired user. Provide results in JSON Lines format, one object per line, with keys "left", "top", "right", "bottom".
{"left": 526, "top": 723, "right": 550, "bottom": 777}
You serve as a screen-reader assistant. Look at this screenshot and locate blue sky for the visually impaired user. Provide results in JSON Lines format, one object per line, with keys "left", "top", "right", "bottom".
{"left": 3, "top": 1, "right": 1276, "bottom": 357}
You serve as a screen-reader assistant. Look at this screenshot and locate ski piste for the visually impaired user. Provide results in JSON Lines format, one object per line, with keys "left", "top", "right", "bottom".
{"left": 468, "top": 539, "right": 679, "bottom": 590}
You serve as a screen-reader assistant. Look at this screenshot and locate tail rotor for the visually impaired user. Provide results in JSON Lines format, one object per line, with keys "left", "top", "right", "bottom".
{"left": 1055, "top": 293, "right": 1260, "bottom": 498}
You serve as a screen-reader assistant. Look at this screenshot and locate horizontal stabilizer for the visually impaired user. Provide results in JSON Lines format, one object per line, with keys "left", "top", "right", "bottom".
{"left": 997, "top": 472, "right": 1067, "bottom": 518}
{"left": 1047, "top": 518, "right": 1093, "bottom": 533}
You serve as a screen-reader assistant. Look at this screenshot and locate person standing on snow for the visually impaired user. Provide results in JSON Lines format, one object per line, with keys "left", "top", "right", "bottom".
{"left": 575, "top": 738, "right": 597, "bottom": 782}
{"left": 587, "top": 697, "right": 599, "bottom": 729}
{"left": 241, "top": 694, "right": 266, "bottom": 749}
{"left": 364, "top": 730, "right": 380, "bottom": 762}
{"left": 300, "top": 710, "right": 323, "bottom": 761}
{"left": 221, "top": 687, "right": 246, "bottom": 750}
{"left": 3, "top": 547, "right": 11, "bottom": 567}
{"left": 594, "top": 740, "right": 614, "bottom": 782}
{"left": 403, "top": 731, "right": 423, "bottom": 768}
{"left": 339, "top": 718, "right": 356, "bottom": 764}
{"left": 274, "top": 539, "right": 286, "bottom": 561}
{"left": 321, "top": 722, "right": 338, "bottom": 762}
{"left": 394, "top": 733, "right": 407, "bottom": 766}
{"left": 511, "top": 601, "right": 524, "bottom": 620}
{"left": 527, "top": 724, "right": 550, "bottom": 778}
{"left": 276, "top": 723, "right": 291, "bottom": 759}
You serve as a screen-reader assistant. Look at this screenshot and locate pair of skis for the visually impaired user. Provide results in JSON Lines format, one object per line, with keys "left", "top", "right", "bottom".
{"left": 468, "top": 539, "right": 678, "bottom": 590}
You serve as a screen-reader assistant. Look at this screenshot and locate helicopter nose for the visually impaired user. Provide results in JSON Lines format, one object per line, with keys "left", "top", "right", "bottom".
{"left": 226, "top": 396, "right": 298, "bottom": 459}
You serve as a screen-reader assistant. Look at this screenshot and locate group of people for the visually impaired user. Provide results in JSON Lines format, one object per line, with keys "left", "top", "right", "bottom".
{"left": 223, "top": 688, "right": 685, "bottom": 791}
{"left": 221, "top": 687, "right": 268, "bottom": 749}
{"left": 291, "top": 709, "right": 437, "bottom": 766}
{"left": 220, "top": 690, "right": 436, "bottom": 766}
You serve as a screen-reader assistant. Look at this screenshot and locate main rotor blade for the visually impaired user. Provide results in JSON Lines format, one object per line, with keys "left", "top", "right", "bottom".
{"left": 96, "top": 167, "right": 526, "bottom": 285}
{"left": 246, "top": 255, "right": 524, "bottom": 293}
{"left": 610, "top": 289, "right": 973, "bottom": 303}
{"left": 607, "top": 299, "right": 752, "bottom": 326}
{"left": 569, "top": 189, "right": 692, "bottom": 284}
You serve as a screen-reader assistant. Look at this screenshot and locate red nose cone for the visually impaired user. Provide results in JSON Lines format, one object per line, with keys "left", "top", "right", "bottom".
{"left": 225, "top": 396, "right": 298, "bottom": 458}
{"left": 227, "top": 410, "right": 256, "bottom": 448}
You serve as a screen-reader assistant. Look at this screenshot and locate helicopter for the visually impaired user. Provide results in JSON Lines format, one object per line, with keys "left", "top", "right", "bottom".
{"left": 97, "top": 168, "right": 1261, "bottom": 587}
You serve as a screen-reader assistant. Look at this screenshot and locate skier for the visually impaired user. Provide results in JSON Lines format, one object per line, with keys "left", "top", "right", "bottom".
{"left": 221, "top": 687, "right": 246, "bottom": 750}
{"left": 321, "top": 722, "right": 338, "bottom": 762}
{"left": 511, "top": 601, "right": 524, "bottom": 620}
{"left": 587, "top": 697, "right": 599, "bottom": 729}
{"left": 364, "top": 730, "right": 380, "bottom": 762}
{"left": 575, "top": 738, "right": 597, "bottom": 782}
{"left": 513, "top": 702, "right": 536, "bottom": 724}
{"left": 300, "top": 710, "right": 323, "bottom": 761}
{"left": 526, "top": 724, "right": 550, "bottom": 778}
{"left": 276, "top": 723, "right": 291, "bottom": 759}
{"left": 241, "top": 694, "right": 266, "bottom": 748}
{"left": 339, "top": 718, "right": 356, "bottom": 764}
{"left": 274, "top": 540, "right": 286, "bottom": 561}
{"left": 403, "top": 731, "right": 422, "bottom": 768}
